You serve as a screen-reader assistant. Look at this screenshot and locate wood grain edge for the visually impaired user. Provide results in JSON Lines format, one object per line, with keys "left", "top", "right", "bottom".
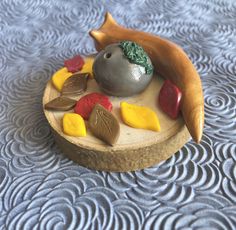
{"left": 51, "top": 124, "right": 190, "bottom": 172}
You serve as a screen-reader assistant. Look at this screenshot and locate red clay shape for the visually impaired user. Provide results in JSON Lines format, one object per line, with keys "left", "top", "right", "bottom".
{"left": 74, "top": 92, "right": 112, "bottom": 120}
{"left": 64, "top": 55, "right": 85, "bottom": 73}
{"left": 158, "top": 80, "right": 182, "bottom": 119}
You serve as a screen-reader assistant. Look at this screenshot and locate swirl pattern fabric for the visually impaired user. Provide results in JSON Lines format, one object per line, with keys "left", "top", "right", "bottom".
{"left": 0, "top": 0, "right": 236, "bottom": 229}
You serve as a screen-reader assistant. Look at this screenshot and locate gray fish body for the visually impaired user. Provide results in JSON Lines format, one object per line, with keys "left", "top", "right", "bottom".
{"left": 93, "top": 44, "right": 153, "bottom": 97}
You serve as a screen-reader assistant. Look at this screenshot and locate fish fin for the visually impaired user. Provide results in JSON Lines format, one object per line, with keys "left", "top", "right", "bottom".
{"left": 98, "top": 12, "right": 118, "bottom": 33}
{"left": 89, "top": 30, "right": 119, "bottom": 50}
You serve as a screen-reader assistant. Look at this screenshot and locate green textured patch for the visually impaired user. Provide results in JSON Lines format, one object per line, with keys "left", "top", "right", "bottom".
{"left": 119, "top": 41, "right": 153, "bottom": 74}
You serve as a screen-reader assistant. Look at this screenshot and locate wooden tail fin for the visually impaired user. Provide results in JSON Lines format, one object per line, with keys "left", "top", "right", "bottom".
{"left": 98, "top": 12, "right": 118, "bottom": 32}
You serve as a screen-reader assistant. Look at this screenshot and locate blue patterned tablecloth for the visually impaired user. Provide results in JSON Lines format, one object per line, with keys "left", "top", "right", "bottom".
{"left": 0, "top": 0, "right": 236, "bottom": 229}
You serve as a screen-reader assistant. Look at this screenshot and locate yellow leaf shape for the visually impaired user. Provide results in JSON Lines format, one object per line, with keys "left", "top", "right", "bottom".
{"left": 79, "top": 57, "right": 94, "bottom": 77}
{"left": 120, "top": 102, "right": 161, "bottom": 131}
{"left": 52, "top": 67, "right": 73, "bottom": 92}
{"left": 63, "top": 113, "right": 86, "bottom": 137}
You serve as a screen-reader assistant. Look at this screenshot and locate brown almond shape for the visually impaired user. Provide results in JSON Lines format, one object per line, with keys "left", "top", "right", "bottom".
{"left": 89, "top": 12, "right": 204, "bottom": 143}
{"left": 61, "top": 73, "right": 89, "bottom": 96}
{"left": 44, "top": 97, "right": 77, "bottom": 111}
{"left": 89, "top": 104, "right": 120, "bottom": 146}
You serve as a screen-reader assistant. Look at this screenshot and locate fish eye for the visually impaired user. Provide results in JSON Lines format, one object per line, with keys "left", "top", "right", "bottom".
{"left": 104, "top": 52, "right": 112, "bottom": 59}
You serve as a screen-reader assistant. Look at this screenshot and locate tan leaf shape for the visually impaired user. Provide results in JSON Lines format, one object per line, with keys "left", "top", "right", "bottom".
{"left": 89, "top": 104, "right": 120, "bottom": 145}
{"left": 61, "top": 73, "right": 89, "bottom": 96}
{"left": 44, "top": 97, "right": 77, "bottom": 111}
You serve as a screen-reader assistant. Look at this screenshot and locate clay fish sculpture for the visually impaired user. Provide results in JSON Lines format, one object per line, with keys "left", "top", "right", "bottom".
{"left": 89, "top": 12, "right": 204, "bottom": 143}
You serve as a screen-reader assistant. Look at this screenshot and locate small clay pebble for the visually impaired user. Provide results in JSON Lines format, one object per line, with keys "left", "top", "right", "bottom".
{"left": 74, "top": 92, "right": 112, "bottom": 120}
{"left": 64, "top": 55, "right": 84, "bottom": 73}
{"left": 158, "top": 80, "right": 182, "bottom": 119}
{"left": 89, "top": 104, "right": 120, "bottom": 146}
{"left": 44, "top": 97, "right": 77, "bottom": 111}
{"left": 61, "top": 73, "right": 89, "bottom": 96}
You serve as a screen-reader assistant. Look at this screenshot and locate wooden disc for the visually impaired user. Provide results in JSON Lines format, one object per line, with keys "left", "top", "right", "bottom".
{"left": 43, "top": 75, "right": 190, "bottom": 172}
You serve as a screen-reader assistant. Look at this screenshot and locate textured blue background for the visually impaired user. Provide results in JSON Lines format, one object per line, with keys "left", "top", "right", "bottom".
{"left": 0, "top": 0, "right": 236, "bottom": 229}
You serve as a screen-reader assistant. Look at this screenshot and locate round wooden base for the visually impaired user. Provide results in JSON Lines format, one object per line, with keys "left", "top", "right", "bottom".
{"left": 43, "top": 75, "right": 190, "bottom": 172}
